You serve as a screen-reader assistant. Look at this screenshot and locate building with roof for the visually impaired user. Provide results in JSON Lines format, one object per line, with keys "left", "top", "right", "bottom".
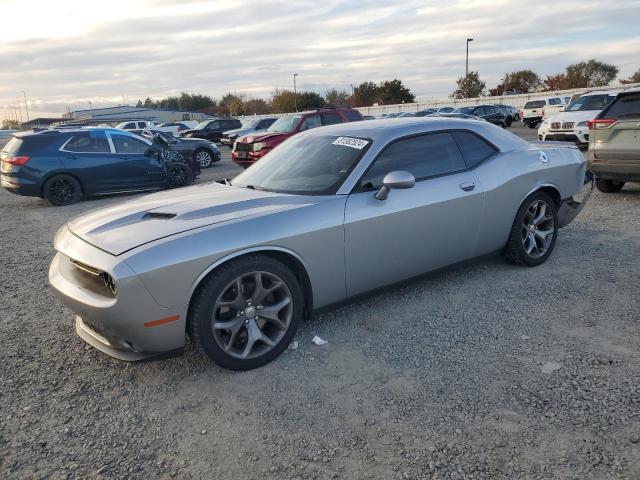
{"left": 62, "top": 105, "right": 209, "bottom": 124}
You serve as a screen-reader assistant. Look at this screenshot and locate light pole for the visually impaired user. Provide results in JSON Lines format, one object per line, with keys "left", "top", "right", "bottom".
{"left": 293, "top": 73, "right": 299, "bottom": 112}
{"left": 21, "top": 91, "right": 29, "bottom": 123}
{"left": 465, "top": 38, "right": 473, "bottom": 78}
{"left": 89, "top": 101, "right": 93, "bottom": 118}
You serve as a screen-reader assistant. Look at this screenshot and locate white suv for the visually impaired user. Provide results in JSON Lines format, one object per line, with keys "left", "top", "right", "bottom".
{"left": 538, "top": 90, "right": 619, "bottom": 148}
{"left": 520, "top": 96, "right": 567, "bottom": 128}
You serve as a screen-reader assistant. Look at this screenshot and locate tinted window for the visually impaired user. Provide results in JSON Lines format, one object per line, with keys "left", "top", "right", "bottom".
{"left": 603, "top": 94, "right": 640, "bottom": 119}
{"left": 344, "top": 110, "right": 362, "bottom": 121}
{"left": 4, "top": 135, "right": 58, "bottom": 154}
{"left": 137, "top": 122, "right": 147, "bottom": 129}
{"left": 524, "top": 101, "right": 545, "bottom": 109}
{"left": 257, "top": 119, "right": 275, "bottom": 129}
{"left": 360, "top": 132, "right": 466, "bottom": 189}
{"left": 548, "top": 98, "right": 562, "bottom": 105}
{"left": 206, "top": 121, "right": 219, "bottom": 130}
{"left": 484, "top": 106, "right": 499, "bottom": 114}
{"left": 123, "top": 122, "right": 136, "bottom": 129}
{"left": 299, "top": 115, "right": 321, "bottom": 131}
{"left": 226, "top": 120, "right": 241, "bottom": 129}
{"left": 111, "top": 134, "right": 148, "bottom": 154}
{"left": 451, "top": 131, "right": 497, "bottom": 168}
{"left": 322, "top": 113, "right": 342, "bottom": 126}
{"left": 566, "top": 94, "right": 615, "bottom": 112}
{"left": 64, "top": 133, "right": 111, "bottom": 153}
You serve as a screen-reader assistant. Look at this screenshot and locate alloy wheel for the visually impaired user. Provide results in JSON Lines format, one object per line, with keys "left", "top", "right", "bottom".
{"left": 521, "top": 199, "right": 555, "bottom": 258}
{"left": 48, "top": 178, "right": 76, "bottom": 204}
{"left": 195, "top": 150, "right": 212, "bottom": 168}
{"left": 211, "top": 271, "right": 293, "bottom": 359}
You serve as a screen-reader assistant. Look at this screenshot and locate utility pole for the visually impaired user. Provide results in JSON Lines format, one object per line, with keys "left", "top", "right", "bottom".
{"left": 21, "top": 91, "right": 29, "bottom": 123}
{"left": 89, "top": 101, "right": 93, "bottom": 118}
{"left": 293, "top": 73, "right": 299, "bottom": 112}
{"left": 465, "top": 38, "right": 473, "bottom": 78}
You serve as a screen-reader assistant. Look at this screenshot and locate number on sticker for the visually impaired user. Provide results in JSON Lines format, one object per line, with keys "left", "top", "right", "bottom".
{"left": 332, "top": 137, "right": 369, "bottom": 150}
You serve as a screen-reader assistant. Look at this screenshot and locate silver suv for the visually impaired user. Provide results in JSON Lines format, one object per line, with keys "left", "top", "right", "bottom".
{"left": 587, "top": 88, "right": 640, "bottom": 193}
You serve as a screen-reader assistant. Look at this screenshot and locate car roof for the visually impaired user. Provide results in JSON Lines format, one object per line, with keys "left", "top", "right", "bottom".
{"left": 17, "top": 127, "right": 134, "bottom": 138}
{"left": 298, "top": 117, "right": 528, "bottom": 151}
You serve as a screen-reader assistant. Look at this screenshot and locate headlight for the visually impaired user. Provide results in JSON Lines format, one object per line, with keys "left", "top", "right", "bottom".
{"left": 576, "top": 121, "right": 588, "bottom": 127}
{"left": 541, "top": 121, "right": 549, "bottom": 127}
{"left": 252, "top": 142, "right": 266, "bottom": 152}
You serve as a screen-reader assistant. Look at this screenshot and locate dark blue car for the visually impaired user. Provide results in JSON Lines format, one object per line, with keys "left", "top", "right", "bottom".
{"left": 0, "top": 128, "right": 199, "bottom": 205}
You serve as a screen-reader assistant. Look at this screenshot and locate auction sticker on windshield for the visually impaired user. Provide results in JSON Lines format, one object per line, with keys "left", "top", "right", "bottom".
{"left": 332, "top": 137, "right": 369, "bottom": 149}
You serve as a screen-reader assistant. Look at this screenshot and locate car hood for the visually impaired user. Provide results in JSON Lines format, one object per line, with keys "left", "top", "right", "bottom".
{"left": 238, "top": 131, "right": 288, "bottom": 143}
{"left": 545, "top": 110, "right": 601, "bottom": 123}
{"left": 67, "top": 183, "right": 315, "bottom": 256}
{"left": 223, "top": 127, "right": 253, "bottom": 136}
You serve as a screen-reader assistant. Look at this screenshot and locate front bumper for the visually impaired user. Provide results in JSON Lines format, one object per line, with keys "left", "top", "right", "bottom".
{"left": 220, "top": 135, "right": 237, "bottom": 146}
{"left": 49, "top": 228, "right": 187, "bottom": 361}
{"left": 538, "top": 126, "right": 589, "bottom": 146}
{"left": 231, "top": 148, "right": 270, "bottom": 167}
{"left": 557, "top": 171, "right": 595, "bottom": 228}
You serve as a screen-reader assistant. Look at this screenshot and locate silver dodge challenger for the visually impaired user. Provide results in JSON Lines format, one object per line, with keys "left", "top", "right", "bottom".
{"left": 49, "top": 118, "right": 592, "bottom": 370}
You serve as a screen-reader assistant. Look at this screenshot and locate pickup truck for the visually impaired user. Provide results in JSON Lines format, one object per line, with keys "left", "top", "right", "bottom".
{"left": 520, "top": 96, "right": 568, "bottom": 128}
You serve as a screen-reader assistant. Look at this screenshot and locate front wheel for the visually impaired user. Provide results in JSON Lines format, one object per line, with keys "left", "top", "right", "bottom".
{"left": 504, "top": 191, "right": 558, "bottom": 267}
{"left": 165, "top": 162, "right": 194, "bottom": 189}
{"left": 188, "top": 255, "right": 304, "bottom": 370}
{"left": 596, "top": 180, "right": 625, "bottom": 193}
{"left": 43, "top": 174, "right": 83, "bottom": 206}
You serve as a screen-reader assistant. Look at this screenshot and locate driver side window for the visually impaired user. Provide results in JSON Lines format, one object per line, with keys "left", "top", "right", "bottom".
{"left": 359, "top": 132, "right": 466, "bottom": 190}
{"left": 206, "top": 121, "right": 219, "bottom": 130}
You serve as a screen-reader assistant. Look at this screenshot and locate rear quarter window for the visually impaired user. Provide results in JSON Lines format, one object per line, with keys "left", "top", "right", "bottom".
{"left": 603, "top": 94, "right": 640, "bottom": 119}
{"left": 3, "top": 135, "right": 59, "bottom": 154}
{"left": 344, "top": 110, "right": 363, "bottom": 121}
{"left": 451, "top": 131, "right": 498, "bottom": 168}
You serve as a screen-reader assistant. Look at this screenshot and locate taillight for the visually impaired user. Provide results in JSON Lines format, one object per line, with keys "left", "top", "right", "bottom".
{"left": 542, "top": 108, "right": 545, "bottom": 116}
{"left": 3, "top": 155, "right": 31, "bottom": 165}
{"left": 587, "top": 118, "right": 616, "bottom": 130}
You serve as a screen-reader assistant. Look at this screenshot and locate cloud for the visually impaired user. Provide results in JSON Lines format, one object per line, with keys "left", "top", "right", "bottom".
{"left": 1, "top": 0, "right": 639, "bottom": 119}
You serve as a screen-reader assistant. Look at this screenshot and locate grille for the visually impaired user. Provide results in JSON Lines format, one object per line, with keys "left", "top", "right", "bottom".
{"left": 551, "top": 122, "right": 561, "bottom": 130}
{"left": 234, "top": 142, "right": 251, "bottom": 152}
{"left": 81, "top": 317, "right": 106, "bottom": 338}
{"left": 562, "top": 122, "right": 574, "bottom": 129}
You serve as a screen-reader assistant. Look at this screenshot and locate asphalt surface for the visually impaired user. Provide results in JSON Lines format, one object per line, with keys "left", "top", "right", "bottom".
{"left": 1, "top": 124, "right": 639, "bottom": 480}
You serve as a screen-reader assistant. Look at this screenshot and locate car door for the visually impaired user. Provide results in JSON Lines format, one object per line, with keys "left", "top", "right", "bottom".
{"left": 59, "top": 131, "right": 135, "bottom": 193}
{"left": 298, "top": 115, "right": 322, "bottom": 131}
{"left": 344, "top": 131, "right": 485, "bottom": 296}
{"left": 108, "top": 133, "right": 165, "bottom": 188}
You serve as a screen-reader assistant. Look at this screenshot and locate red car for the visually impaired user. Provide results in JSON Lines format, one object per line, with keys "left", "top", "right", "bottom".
{"left": 232, "top": 108, "right": 363, "bottom": 168}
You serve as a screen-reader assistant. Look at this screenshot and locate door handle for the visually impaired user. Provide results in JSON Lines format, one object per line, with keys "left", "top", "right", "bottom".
{"left": 459, "top": 182, "right": 475, "bottom": 192}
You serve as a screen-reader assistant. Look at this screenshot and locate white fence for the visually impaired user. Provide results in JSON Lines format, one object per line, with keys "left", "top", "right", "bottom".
{"left": 355, "top": 82, "right": 640, "bottom": 116}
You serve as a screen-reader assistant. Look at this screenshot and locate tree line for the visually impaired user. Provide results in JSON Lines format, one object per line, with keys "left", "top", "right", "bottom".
{"left": 133, "top": 79, "right": 416, "bottom": 116}
{"left": 452, "top": 60, "right": 640, "bottom": 99}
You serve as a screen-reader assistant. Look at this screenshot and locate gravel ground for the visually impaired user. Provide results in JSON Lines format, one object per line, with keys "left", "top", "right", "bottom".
{"left": 1, "top": 125, "right": 639, "bottom": 479}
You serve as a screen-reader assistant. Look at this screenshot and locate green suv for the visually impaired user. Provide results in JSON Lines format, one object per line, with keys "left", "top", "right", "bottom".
{"left": 587, "top": 88, "right": 640, "bottom": 193}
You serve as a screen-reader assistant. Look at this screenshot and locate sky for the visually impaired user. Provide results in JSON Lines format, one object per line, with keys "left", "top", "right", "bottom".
{"left": 1, "top": 0, "right": 639, "bottom": 121}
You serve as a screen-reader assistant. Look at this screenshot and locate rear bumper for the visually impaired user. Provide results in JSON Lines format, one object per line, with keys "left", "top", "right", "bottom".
{"left": 557, "top": 171, "right": 595, "bottom": 228}
{"left": 1, "top": 175, "right": 40, "bottom": 196}
{"left": 588, "top": 157, "right": 640, "bottom": 182}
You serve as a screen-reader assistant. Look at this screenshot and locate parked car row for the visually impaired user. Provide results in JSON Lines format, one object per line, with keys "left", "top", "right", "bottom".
{"left": 377, "top": 104, "right": 519, "bottom": 127}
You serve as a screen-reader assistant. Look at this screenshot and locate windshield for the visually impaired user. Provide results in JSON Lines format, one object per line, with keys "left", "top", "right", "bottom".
{"left": 194, "top": 120, "right": 211, "bottom": 130}
{"left": 565, "top": 94, "right": 615, "bottom": 112}
{"left": 232, "top": 134, "right": 371, "bottom": 195}
{"left": 453, "top": 107, "right": 474, "bottom": 114}
{"left": 267, "top": 115, "right": 302, "bottom": 133}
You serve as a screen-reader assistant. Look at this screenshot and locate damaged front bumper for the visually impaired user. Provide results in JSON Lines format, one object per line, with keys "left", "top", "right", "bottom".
{"left": 558, "top": 171, "right": 595, "bottom": 228}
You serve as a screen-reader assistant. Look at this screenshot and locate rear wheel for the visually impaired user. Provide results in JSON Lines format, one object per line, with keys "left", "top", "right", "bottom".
{"left": 504, "top": 191, "right": 558, "bottom": 267}
{"left": 194, "top": 149, "right": 213, "bottom": 168}
{"left": 596, "top": 180, "right": 625, "bottom": 193}
{"left": 188, "top": 255, "right": 303, "bottom": 370}
{"left": 43, "top": 174, "right": 83, "bottom": 206}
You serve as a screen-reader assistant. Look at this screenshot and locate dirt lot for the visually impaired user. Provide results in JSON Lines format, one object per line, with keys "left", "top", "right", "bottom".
{"left": 1, "top": 125, "right": 639, "bottom": 479}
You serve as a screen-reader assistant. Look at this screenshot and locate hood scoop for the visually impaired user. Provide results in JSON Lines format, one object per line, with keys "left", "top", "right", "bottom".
{"left": 143, "top": 212, "right": 176, "bottom": 220}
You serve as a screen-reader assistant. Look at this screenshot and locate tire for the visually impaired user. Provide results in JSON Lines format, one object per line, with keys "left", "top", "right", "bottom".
{"left": 194, "top": 149, "right": 213, "bottom": 168}
{"left": 526, "top": 121, "right": 538, "bottom": 129}
{"left": 43, "top": 174, "right": 83, "bottom": 206}
{"left": 596, "top": 180, "right": 625, "bottom": 193}
{"left": 188, "top": 255, "right": 304, "bottom": 370}
{"left": 499, "top": 121, "right": 506, "bottom": 128}
{"left": 504, "top": 191, "right": 558, "bottom": 267}
{"left": 165, "top": 162, "right": 194, "bottom": 189}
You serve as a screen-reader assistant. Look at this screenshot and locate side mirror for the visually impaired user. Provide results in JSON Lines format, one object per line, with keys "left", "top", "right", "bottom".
{"left": 375, "top": 171, "right": 415, "bottom": 200}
